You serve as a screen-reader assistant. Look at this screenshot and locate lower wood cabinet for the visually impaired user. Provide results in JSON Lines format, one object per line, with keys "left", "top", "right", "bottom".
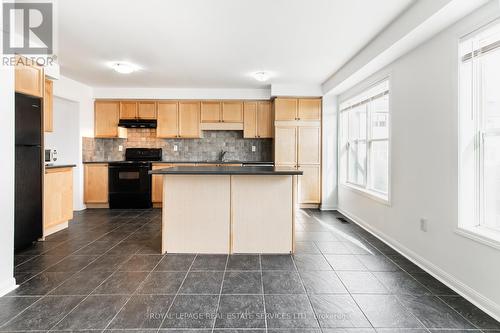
{"left": 152, "top": 164, "right": 173, "bottom": 205}
{"left": 44, "top": 167, "right": 73, "bottom": 236}
{"left": 298, "top": 164, "right": 321, "bottom": 204}
{"left": 84, "top": 163, "right": 109, "bottom": 204}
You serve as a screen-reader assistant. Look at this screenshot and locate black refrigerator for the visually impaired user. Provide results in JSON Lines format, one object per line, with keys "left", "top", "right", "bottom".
{"left": 15, "top": 93, "right": 43, "bottom": 251}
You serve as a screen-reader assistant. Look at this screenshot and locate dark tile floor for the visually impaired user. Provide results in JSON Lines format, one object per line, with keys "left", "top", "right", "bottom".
{"left": 1, "top": 208, "right": 499, "bottom": 332}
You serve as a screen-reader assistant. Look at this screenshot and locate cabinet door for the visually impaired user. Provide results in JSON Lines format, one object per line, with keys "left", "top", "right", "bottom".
{"left": 15, "top": 57, "right": 44, "bottom": 97}
{"left": 274, "top": 126, "right": 297, "bottom": 166}
{"left": 44, "top": 168, "right": 73, "bottom": 231}
{"left": 179, "top": 101, "right": 200, "bottom": 138}
{"left": 298, "top": 99, "right": 321, "bottom": 121}
{"left": 201, "top": 101, "right": 221, "bottom": 123}
{"left": 298, "top": 164, "right": 321, "bottom": 204}
{"left": 84, "top": 164, "right": 108, "bottom": 203}
{"left": 95, "top": 101, "right": 120, "bottom": 137}
{"left": 298, "top": 126, "right": 321, "bottom": 165}
{"left": 152, "top": 164, "right": 172, "bottom": 204}
{"left": 243, "top": 102, "right": 257, "bottom": 138}
{"left": 43, "top": 78, "right": 53, "bottom": 132}
{"left": 257, "top": 101, "right": 273, "bottom": 138}
{"left": 274, "top": 98, "right": 297, "bottom": 121}
{"left": 120, "top": 101, "right": 138, "bottom": 119}
{"left": 138, "top": 101, "right": 157, "bottom": 119}
{"left": 222, "top": 101, "right": 243, "bottom": 123}
{"left": 157, "top": 102, "right": 179, "bottom": 138}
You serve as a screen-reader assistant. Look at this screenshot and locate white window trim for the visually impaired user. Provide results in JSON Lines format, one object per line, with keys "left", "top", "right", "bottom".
{"left": 340, "top": 78, "right": 392, "bottom": 204}
{"left": 457, "top": 19, "right": 500, "bottom": 245}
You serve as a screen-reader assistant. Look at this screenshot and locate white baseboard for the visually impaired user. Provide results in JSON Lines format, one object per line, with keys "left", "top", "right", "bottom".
{"left": 0, "top": 277, "right": 17, "bottom": 297}
{"left": 338, "top": 208, "right": 500, "bottom": 322}
{"left": 320, "top": 205, "right": 337, "bottom": 211}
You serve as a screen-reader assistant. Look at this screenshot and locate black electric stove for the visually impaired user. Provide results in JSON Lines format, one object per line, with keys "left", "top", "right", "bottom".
{"left": 108, "top": 148, "right": 162, "bottom": 209}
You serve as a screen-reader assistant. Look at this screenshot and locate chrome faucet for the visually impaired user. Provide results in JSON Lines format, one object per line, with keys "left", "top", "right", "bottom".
{"left": 219, "top": 150, "right": 228, "bottom": 162}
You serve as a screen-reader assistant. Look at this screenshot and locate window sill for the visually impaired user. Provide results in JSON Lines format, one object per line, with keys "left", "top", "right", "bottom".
{"left": 456, "top": 226, "right": 500, "bottom": 251}
{"left": 340, "top": 183, "right": 391, "bottom": 206}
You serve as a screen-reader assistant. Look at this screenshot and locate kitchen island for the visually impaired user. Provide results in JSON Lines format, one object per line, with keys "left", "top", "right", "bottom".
{"left": 150, "top": 166, "right": 302, "bottom": 254}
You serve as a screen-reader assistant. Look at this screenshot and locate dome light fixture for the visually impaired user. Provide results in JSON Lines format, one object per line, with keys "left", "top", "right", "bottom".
{"left": 253, "top": 71, "right": 270, "bottom": 82}
{"left": 109, "top": 62, "right": 139, "bottom": 74}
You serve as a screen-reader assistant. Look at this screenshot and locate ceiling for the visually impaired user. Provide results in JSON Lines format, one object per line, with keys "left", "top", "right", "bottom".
{"left": 57, "top": 0, "right": 414, "bottom": 88}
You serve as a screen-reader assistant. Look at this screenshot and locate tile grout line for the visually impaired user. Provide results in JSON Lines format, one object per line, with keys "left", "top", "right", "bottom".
{"left": 211, "top": 254, "right": 230, "bottom": 333}
{"left": 290, "top": 253, "right": 323, "bottom": 330}
{"left": 259, "top": 255, "right": 268, "bottom": 333}
{"left": 156, "top": 254, "right": 197, "bottom": 333}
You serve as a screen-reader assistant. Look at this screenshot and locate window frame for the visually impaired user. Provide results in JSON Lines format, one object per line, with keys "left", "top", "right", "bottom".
{"left": 340, "top": 78, "right": 391, "bottom": 204}
{"left": 458, "top": 19, "right": 500, "bottom": 247}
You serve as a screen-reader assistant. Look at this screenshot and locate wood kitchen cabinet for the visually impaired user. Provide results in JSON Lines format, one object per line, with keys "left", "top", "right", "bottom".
{"left": 152, "top": 164, "right": 173, "bottom": 206}
{"left": 222, "top": 101, "right": 243, "bottom": 122}
{"left": 15, "top": 56, "right": 44, "bottom": 98}
{"left": 95, "top": 101, "right": 125, "bottom": 138}
{"left": 44, "top": 167, "right": 73, "bottom": 236}
{"left": 201, "top": 101, "right": 222, "bottom": 123}
{"left": 120, "top": 101, "right": 138, "bottom": 119}
{"left": 179, "top": 101, "right": 201, "bottom": 138}
{"left": 275, "top": 122, "right": 321, "bottom": 206}
{"left": 244, "top": 101, "right": 273, "bottom": 138}
{"left": 201, "top": 101, "right": 243, "bottom": 123}
{"left": 43, "top": 78, "right": 53, "bottom": 132}
{"left": 84, "top": 163, "right": 109, "bottom": 205}
{"left": 274, "top": 126, "right": 297, "bottom": 166}
{"left": 274, "top": 97, "right": 321, "bottom": 121}
{"left": 138, "top": 101, "right": 157, "bottom": 119}
{"left": 157, "top": 101, "right": 200, "bottom": 138}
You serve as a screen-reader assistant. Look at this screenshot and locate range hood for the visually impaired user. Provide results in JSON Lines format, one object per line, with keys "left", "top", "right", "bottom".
{"left": 118, "top": 119, "right": 157, "bottom": 128}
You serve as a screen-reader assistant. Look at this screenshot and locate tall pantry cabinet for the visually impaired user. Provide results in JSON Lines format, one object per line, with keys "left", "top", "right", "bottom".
{"left": 274, "top": 98, "right": 322, "bottom": 206}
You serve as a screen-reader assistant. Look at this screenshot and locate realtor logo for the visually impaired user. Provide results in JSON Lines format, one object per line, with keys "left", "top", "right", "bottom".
{"left": 3, "top": 2, "right": 53, "bottom": 54}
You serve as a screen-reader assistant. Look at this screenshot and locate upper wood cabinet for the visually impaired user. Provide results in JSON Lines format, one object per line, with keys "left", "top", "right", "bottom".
{"left": 120, "top": 101, "right": 138, "bottom": 119}
{"left": 119, "top": 101, "right": 157, "bottom": 119}
{"left": 274, "top": 98, "right": 321, "bottom": 121}
{"left": 138, "top": 101, "right": 157, "bottom": 119}
{"left": 201, "top": 101, "right": 221, "bottom": 123}
{"left": 95, "top": 101, "right": 120, "bottom": 138}
{"left": 15, "top": 56, "right": 44, "bottom": 98}
{"left": 179, "top": 101, "right": 201, "bottom": 138}
{"left": 157, "top": 101, "right": 201, "bottom": 138}
{"left": 201, "top": 101, "right": 243, "bottom": 123}
{"left": 43, "top": 78, "right": 53, "bottom": 132}
{"left": 257, "top": 101, "right": 273, "bottom": 138}
{"left": 157, "top": 101, "right": 179, "bottom": 138}
{"left": 243, "top": 102, "right": 257, "bottom": 138}
{"left": 84, "top": 164, "right": 108, "bottom": 203}
{"left": 298, "top": 99, "right": 321, "bottom": 120}
{"left": 274, "top": 98, "right": 298, "bottom": 121}
{"left": 222, "top": 101, "right": 243, "bottom": 123}
{"left": 244, "top": 101, "right": 273, "bottom": 138}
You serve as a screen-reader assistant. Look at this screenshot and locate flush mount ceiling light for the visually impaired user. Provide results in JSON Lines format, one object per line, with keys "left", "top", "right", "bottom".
{"left": 109, "top": 62, "right": 139, "bottom": 74}
{"left": 253, "top": 71, "right": 270, "bottom": 82}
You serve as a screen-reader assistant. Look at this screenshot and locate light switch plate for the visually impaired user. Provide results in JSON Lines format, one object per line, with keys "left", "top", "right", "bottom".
{"left": 173, "top": 145, "right": 178, "bottom": 152}
{"left": 251, "top": 145, "right": 256, "bottom": 152}
{"left": 118, "top": 145, "right": 123, "bottom": 152}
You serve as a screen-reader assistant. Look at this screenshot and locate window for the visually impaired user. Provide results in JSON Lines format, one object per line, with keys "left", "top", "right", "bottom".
{"left": 459, "top": 20, "right": 500, "bottom": 240}
{"left": 340, "top": 80, "right": 390, "bottom": 201}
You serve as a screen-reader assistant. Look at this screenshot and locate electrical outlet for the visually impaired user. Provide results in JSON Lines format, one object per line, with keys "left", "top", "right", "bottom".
{"left": 251, "top": 145, "right": 256, "bottom": 152}
{"left": 118, "top": 145, "right": 123, "bottom": 152}
{"left": 173, "top": 145, "right": 178, "bottom": 152}
{"left": 420, "top": 218, "right": 428, "bottom": 232}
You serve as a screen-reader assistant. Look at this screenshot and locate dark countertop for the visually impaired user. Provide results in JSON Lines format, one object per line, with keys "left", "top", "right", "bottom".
{"left": 45, "top": 164, "right": 77, "bottom": 169}
{"left": 83, "top": 160, "right": 274, "bottom": 165}
{"left": 150, "top": 165, "right": 302, "bottom": 176}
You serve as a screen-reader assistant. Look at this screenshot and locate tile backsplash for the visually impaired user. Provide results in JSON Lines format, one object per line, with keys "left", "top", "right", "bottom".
{"left": 83, "top": 129, "right": 273, "bottom": 162}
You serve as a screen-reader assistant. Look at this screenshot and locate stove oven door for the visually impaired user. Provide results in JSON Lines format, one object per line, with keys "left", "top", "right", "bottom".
{"left": 108, "top": 164, "right": 152, "bottom": 209}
